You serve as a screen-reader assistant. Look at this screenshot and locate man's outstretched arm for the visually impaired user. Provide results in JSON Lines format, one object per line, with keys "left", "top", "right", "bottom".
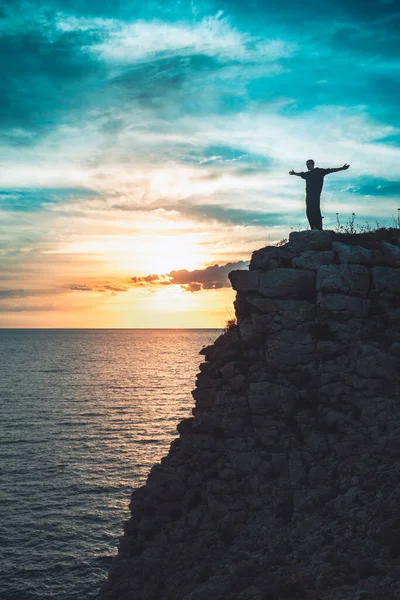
{"left": 289, "top": 169, "right": 304, "bottom": 176}
{"left": 326, "top": 163, "right": 350, "bottom": 174}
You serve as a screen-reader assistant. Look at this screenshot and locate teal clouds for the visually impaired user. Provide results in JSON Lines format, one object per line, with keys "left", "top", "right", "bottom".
{"left": 1, "top": 0, "right": 399, "bottom": 238}
{"left": 0, "top": 188, "right": 99, "bottom": 212}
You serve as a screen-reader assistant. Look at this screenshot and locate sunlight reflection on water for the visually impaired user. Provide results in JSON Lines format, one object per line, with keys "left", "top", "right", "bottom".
{"left": 0, "top": 329, "right": 220, "bottom": 600}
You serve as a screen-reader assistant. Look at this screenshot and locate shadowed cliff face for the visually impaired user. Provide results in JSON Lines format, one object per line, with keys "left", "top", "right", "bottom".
{"left": 102, "top": 228, "right": 400, "bottom": 600}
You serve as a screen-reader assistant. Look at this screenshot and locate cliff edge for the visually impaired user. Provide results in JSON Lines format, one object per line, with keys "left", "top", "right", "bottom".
{"left": 102, "top": 228, "right": 400, "bottom": 600}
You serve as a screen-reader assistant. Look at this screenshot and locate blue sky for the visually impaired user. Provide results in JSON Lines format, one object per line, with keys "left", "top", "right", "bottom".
{"left": 0, "top": 0, "right": 399, "bottom": 326}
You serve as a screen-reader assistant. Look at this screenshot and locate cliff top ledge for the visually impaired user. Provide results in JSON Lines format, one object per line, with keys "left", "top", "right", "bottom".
{"left": 102, "top": 228, "right": 400, "bottom": 600}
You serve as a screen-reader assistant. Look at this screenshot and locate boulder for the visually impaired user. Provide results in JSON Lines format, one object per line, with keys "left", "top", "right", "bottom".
{"left": 250, "top": 246, "right": 293, "bottom": 270}
{"left": 229, "top": 269, "right": 260, "bottom": 292}
{"left": 259, "top": 268, "right": 316, "bottom": 299}
{"left": 288, "top": 229, "right": 333, "bottom": 251}
{"left": 292, "top": 250, "right": 335, "bottom": 270}
{"left": 317, "top": 264, "right": 370, "bottom": 297}
{"left": 379, "top": 241, "right": 400, "bottom": 261}
{"left": 372, "top": 267, "right": 400, "bottom": 295}
{"left": 317, "top": 293, "right": 371, "bottom": 318}
{"left": 332, "top": 242, "right": 372, "bottom": 265}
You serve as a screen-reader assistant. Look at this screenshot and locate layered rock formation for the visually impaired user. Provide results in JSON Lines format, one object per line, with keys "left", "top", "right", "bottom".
{"left": 102, "top": 228, "right": 400, "bottom": 600}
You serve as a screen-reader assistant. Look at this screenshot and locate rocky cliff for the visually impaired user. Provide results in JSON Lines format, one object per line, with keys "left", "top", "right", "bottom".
{"left": 102, "top": 228, "right": 400, "bottom": 600}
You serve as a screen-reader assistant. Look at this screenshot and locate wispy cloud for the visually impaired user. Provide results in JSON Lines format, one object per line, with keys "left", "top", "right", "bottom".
{"left": 69, "top": 283, "right": 129, "bottom": 293}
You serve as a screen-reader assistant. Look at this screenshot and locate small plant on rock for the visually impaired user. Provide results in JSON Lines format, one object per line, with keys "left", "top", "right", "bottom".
{"left": 225, "top": 318, "right": 237, "bottom": 330}
{"left": 335, "top": 212, "right": 357, "bottom": 233}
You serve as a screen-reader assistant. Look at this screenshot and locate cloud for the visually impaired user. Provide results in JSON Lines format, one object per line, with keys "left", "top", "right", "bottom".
{"left": 130, "top": 274, "right": 168, "bottom": 284}
{"left": 0, "top": 8, "right": 106, "bottom": 141}
{"left": 130, "top": 260, "right": 249, "bottom": 292}
{"left": 0, "top": 303, "right": 55, "bottom": 312}
{"left": 69, "top": 282, "right": 129, "bottom": 293}
{"left": 0, "top": 187, "right": 99, "bottom": 212}
{"left": 172, "top": 202, "right": 289, "bottom": 226}
{"left": 1, "top": 0, "right": 400, "bottom": 329}
{"left": 345, "top": 178, "right": 400, "bottom": 197}
{"left": 0, "top": 289, "right": 28, "bottom": 299}
{"left": 0, "top": 288, "right": 58, "bottom": 299}
{"left": 93, "top": 16, "right": 295, "bottom": 65}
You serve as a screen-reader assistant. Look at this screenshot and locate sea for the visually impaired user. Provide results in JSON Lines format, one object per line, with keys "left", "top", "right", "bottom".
{"left": 0, "top": 329, "right": 220, "bottom": 600}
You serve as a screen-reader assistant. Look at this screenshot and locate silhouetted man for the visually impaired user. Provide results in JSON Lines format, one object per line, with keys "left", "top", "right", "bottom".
{"left": 289, "top": 159, "right": 350, "bottom": 230}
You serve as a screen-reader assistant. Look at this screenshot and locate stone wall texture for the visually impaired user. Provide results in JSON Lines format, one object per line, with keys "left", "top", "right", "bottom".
{"left": 102, "top": 228, "right": 400, "bottom": 600}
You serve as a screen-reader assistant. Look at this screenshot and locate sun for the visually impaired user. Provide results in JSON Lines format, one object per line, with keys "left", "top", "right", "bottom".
{"left": 139, "top": 235, "right": 202, "bottom": 274}
{"left": 111, "top": 233, "right": 205, "bottom": 276}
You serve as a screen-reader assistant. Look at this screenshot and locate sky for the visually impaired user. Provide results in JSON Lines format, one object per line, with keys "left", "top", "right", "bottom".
{"left": 1, "top": 0, "right": 399, "bottom": 328}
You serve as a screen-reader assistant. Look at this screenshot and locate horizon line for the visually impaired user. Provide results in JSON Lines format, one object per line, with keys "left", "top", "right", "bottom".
{"left": 0, "top": 327, "right": 224, "bottom": 330}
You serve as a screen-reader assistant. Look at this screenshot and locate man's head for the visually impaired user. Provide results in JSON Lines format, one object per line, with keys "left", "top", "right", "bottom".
{"left": 306, "top": 159, "right": 315, "bottom": 170}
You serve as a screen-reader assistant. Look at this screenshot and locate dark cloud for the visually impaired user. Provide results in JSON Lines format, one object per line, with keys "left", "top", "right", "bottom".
{"left": 109, "top": 52, "right": 248, "bottom": 119}
{"left": 104, "top": 193, "right": 289, "bottom": 228}
{"left": 171, "top": 202, "right": 289, "bottom": 227}
{"left": 0, "top": 303, "right": 55, "bottom": 312}
{"left": 218, "top": 0, "right": 400, "bottom": 31}
{"left": 103, "top": 284, "right": 129, "bottom": 292}
{"left": 0, "top": 22, "right": 106, "bottom": 139}
{"left": 0, "top": 289, "right": 27, "bottom": 299}
{"left": 69, "top": 284, "right": 93, "bottom": 291}
{"left": 111, "top": 53, "right": 221, "bottom": 104}
{"left": 2, "top": 0, "right": 398, "bottom": 152}
{"left": 130, "top": 261, "right": 249, "bottom": 292}
{"left": 0, "top": 288, "right": 61, "bottom": 299}
{"left": 130, "top": 274, "right": 164, "bottom": 284}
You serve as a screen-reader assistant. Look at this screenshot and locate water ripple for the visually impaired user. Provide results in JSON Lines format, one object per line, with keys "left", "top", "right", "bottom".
{"left": 0, "top": 328, "right": 219, "bottom": 600}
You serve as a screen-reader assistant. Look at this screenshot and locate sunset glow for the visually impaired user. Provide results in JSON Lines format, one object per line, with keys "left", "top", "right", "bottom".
{"left": 1, "top": 1, "right": 399, "bottom": 327}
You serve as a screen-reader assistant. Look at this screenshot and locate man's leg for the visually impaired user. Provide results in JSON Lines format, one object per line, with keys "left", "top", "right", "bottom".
{"left": 306, "top": 196, "right": 323, "bottom": 230}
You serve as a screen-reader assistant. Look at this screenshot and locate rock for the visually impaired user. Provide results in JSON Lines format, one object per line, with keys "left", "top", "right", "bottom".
{"left": 308, "top": 465, "right": 327, "bottom": 486}
{"left": 148, "top": 472, "right": 187, "bottom": 501}
{"left": 266, "top": 330, "right": 314, "bottom": 366}
{"left": 356, "top": 348, "right": 400, "bottom": 383}
{"left": 183, "top": 576, "right": 230, "bottom": 600}
{"left": 330, "top": 487, "right": 363, "bottom": 514}
{"left": 246, "top": 296, "right": 277, "bottom": 313}
{"left": 251, "top": 313, "right": 273, "bottom": 332}
{"left": 379, "top": 241, "right": 400, "bottom": 261}
{"left": 332, "top": 242, "right": 372, "bottom": 265}
{"left": 229, "top": 269, "right": 261, "bottom": 292}
{"left": 317, "top": 293, "right": 371, "bottom": 318}
{"left": 250, "top": 246, "right": 293, "bottom": 270}
{"left": 248, "top": 382, "right": 299, "bottom": 415}
{"left": 229, "top": 451, "right": 261, "bottom": 473}
{"left": 317, "top": 264, "right": 370, "bottom": 296}
{"left": 220, "top": 361, "right": 237, "bottom": 379}
{"left": 372, "top": 267, "right": 400, "bottom": 295}
{"left": 259, "top": 268, "right": 316, "bottom": 299}
{"left": 324, "top": 409, "right": 347, "bottom": 427}
{"left": 289, "top": 457, "right": 307, "bottom": 485}
{"left": 272, "top": 453, "right": 289, "bottom": 476}
{"left": 279, "top": 299, "right": 316, "bottom": 324}
{"left": 288, "top": 229, "right": 333, "bottom": 251}
{"left": 237, "top": 586, "right": 264, "bottom": 600}
{"left": 238, "top": 316, "right": 254, "bottom": 339}
{"left": 391, "top": 343, "right": 400, "bottom": 356}
{"left": 292, "top": 250, "right": 335, "bottom": 270}
{"left": 103, "top": 229, "right": 400, "bottom": 600}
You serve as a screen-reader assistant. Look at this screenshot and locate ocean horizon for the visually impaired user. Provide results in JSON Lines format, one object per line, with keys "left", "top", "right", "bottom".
{"left": 0, "top": 329, "right": 220, "bottom": 600}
